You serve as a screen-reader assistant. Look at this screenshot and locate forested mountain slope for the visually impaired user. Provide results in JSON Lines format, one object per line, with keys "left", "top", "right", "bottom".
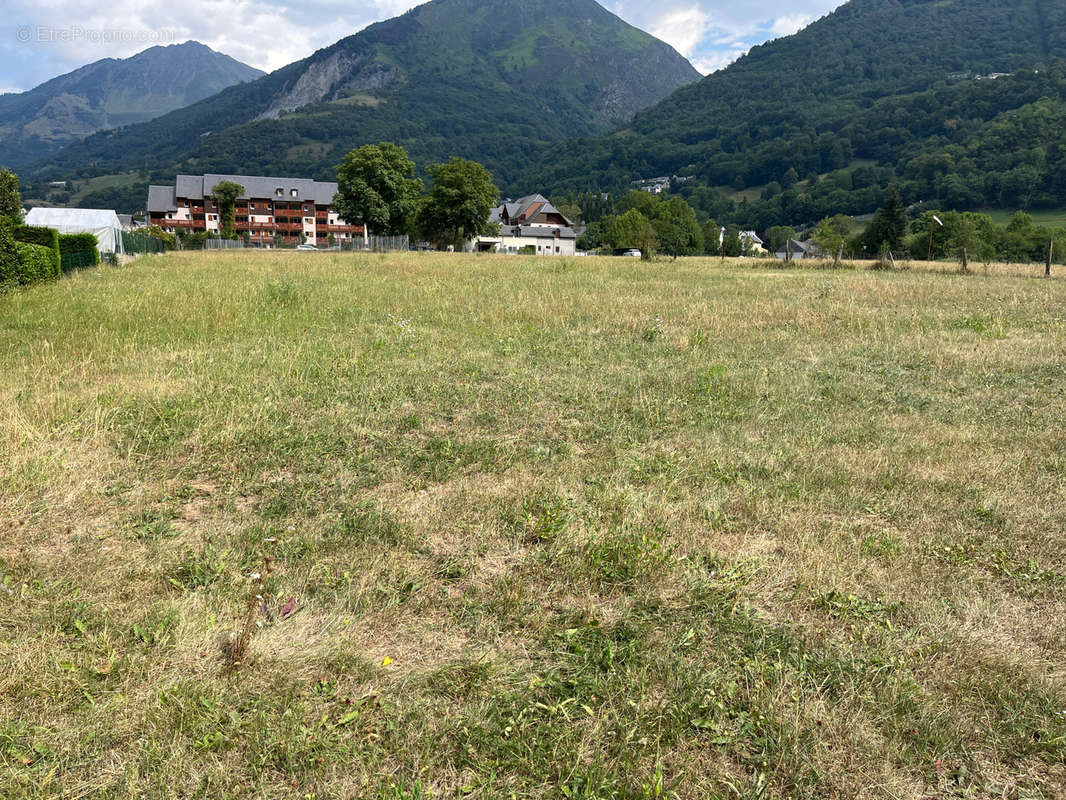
{"left": 28, "top": 0, "right": 698, "bottom": 188}
{"left": 520, "top": 0, "right": 1066, "bottom": 225}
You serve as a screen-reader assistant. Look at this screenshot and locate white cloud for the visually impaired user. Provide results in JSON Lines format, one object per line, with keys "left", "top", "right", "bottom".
{"left": 4, "top": 0, "right": 846, "bottom": 90}
{"left": 649, "top": 6, "right": 711, "bottom": 57}
{"left": 6, "top": 0, "right": 423, "bottom": 79}
{"left": 692, "top": 49, "right": 746, "bottom": 75}
{"left": 769, "top": 13, "right": 812, "bottom": 37}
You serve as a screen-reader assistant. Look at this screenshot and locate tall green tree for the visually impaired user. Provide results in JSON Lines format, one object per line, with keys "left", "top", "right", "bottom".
{"left": 651, "top": 196, "right": 702, "bottom": 258}
{"left": 810, "top": 218, "right": 846, "bottom": 258}
{"left": 617, "top": 190, "right": 661, "bottom": 217}
{"left": 417, "top": 158, "right": 498, "bottom": 251}
{"left": 702, "top": 219, "right": 720, "bottom": 255}
{"left": 765, "top": 225, "right": 797, "bottom": 254}
{"left": 721, "top": 225, "right": 743, "bottom": 257}
{"left": 334, "top": 143, "right": 424, "bottom": 236}
{"left": 863, "top": 188, "right": 908, "bottom": 253}
{"left": 0, "top": 168, "right": 22, "bottom": 223}
{"left": 948, "top": 212, "right": 997, "bottom": 269}
{"left": 607, "top": 209, "right": 658, "bottom": 259}
{"left": 211, "top": 181, "right": 244, "bottom": 239}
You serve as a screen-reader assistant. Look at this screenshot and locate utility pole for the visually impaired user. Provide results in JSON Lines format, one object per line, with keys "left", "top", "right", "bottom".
{"left": 1047, "top": 239, "right": 1054, "bottom": 278}
{"left": 928, "top": 214, "right": 943, "bottom": 262}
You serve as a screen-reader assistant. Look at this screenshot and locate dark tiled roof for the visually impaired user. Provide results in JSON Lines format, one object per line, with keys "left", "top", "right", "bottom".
{"left": 492, "top": 193, "right": 574, "bottom": 228}
{"left": 147, "top": 185, "right": 177, "bottom": 213}
{"left": 163, "top": 174, "right": 340, "bottom": 205}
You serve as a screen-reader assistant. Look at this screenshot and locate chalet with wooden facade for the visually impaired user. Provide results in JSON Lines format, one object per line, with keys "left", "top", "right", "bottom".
{"left": 472, "top": 194, "right": 577, "bottom": 256}
{"left": 147, "top": 174, "right": 363, "bottom": 245}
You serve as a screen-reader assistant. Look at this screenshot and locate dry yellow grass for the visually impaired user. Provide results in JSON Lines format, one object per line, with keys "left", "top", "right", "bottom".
{"left": 1, "top": 250, "right": 1064, "bottom": 799}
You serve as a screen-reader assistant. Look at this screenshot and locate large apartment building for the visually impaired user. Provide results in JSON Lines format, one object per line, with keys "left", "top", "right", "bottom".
{"left": 147, "top": 174, "right": 364, "bottom": 245}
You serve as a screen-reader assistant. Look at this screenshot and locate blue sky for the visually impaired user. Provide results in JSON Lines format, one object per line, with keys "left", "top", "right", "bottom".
{"left": 0, "top": 0, "right": 842, "bottom": 94}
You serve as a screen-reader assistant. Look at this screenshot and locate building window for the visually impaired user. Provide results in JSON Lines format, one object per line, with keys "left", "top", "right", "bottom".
{"left": 275, "top": 188, "right": 283, "bottom": 197}
{"left": 290, "top": 189, "right": 298, "bottom": 197}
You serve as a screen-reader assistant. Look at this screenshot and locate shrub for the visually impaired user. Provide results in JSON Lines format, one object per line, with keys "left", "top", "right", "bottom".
{"left": 1, "top": 224, "right": 61, "bottom": 288}
{"left": 0, "top": 222, "right": 20, "bottom": 287}
{"left": 58, "top": 233, "right": 100, "bottom": 272}
{"left": 15, "top": 242, "right": 60, "bottom": 283}
{"left": 12, "top": 225, "right": 60, "bottom": 276}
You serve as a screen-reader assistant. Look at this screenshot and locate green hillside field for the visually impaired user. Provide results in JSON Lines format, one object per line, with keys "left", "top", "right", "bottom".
{"left": 1, "top": 252, "right": 1064, "bottom": 798}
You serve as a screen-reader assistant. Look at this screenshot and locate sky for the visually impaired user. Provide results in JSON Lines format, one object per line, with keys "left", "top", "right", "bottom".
{"left": 0, "top": 0, "right": 843, "bottom": 94}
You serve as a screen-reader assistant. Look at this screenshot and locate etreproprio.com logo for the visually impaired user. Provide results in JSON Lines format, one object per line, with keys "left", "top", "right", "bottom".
{"left": 17, "top": 25, "right": 177, "bottom": 44}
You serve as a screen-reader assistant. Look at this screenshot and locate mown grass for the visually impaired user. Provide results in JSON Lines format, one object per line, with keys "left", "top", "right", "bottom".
{"left": 1, "top": 251, "right": 1064, "bottom": 799}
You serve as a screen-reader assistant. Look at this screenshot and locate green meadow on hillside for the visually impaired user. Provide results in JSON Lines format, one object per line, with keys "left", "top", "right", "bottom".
{"left": 1, "top": 252, "right": 1064, "bottom": 798}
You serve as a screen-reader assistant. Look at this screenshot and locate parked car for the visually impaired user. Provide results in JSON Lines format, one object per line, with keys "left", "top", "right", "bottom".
{"left": 296, "top": 244, "right": 318, "bottom": 251}
{"left": 621, "top": 249, "right": 642, "bottom": 258}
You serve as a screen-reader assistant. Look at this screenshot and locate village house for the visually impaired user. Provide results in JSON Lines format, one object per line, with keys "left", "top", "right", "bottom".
{"left": 471, "top": 194, "right": 577, "bottom": 256}
{"left": 774, "top": 239, "right": 820, "bottom": 261}
{"left": 716, "top": 227, "right": 767, "bottom": 254}
{"left": 147, "top": 174, "right": 363, "bottom": 246}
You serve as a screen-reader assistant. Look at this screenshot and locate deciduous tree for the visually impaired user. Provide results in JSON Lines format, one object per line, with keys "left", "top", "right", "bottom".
{"left": 607, "top": 209, "right": 658, "bottom": 259}
{"left": 765, "top": 225, "right": 797, "bottom": 254}
{"left": 651, "top": 196, "right": 702, "bottom": 258}
{"left": 417, "top": 158, "right": 498, "bottom": 251}
{"left": 334, "top": 143, "right": 423, "bottom": 236}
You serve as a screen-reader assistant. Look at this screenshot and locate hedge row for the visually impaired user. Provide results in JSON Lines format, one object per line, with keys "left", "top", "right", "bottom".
{"left": 13, "top": 224, "right": 61, "bottom": 276}
{"left": 16, "top": 242, "right": 61, "bottom": 282}
{"left": 0, "top": 223, "right": 19, "bottom": 286}
{"left": 58, "top": 233, "right": 100, "bottom": 272}
{"left": 1, "top": 223, "right": 61, "bottom": 288}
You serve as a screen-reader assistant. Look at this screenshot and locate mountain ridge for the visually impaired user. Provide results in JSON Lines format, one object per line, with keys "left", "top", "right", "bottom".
{"left": 28, "top": 0, "right": 699, "bottom": 190}
{"left": 518, "top": 0, "right": 1066, "bottom": 224}
{"left": 0, "top": 42, "right": 265, "bottom": 167}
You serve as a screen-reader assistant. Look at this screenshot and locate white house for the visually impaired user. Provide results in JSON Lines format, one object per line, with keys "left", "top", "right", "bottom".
{"left": 717, "top": 227, "right": 766, "bottom": 254}
{"left": 472, "top": 194, "right": 577, "bottom": 256}
{"left": 774, "top": 239, "right": 819, "bottom": 261}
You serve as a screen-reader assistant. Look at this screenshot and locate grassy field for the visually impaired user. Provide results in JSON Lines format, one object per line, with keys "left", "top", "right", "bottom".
{"left": 1, "top": 252, "right": 1064, "bottom": 799}
{"left": 984, "top": 209, "right": 1066, "bottom": 229}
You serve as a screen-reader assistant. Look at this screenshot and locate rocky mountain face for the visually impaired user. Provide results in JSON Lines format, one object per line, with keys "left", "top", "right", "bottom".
{"left": 31, "top": 0, "right": 699, "bottom": 188}
{"left": 0, "top": 42, "right": 264, "bottom": 167}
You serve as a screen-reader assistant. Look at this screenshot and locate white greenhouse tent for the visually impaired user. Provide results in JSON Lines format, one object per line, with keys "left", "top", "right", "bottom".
{"left": 23, "top": 207, "right": 125, "bottom": 255}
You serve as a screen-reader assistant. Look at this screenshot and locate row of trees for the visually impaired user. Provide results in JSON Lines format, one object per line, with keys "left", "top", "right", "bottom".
{"left": 572, "top": 188, "right": 838, "bottom": 259}
{"left": 850, "top": 189, "right": 1063, "bottom": 265}
{"left": 576, "top": 191, "right": 706, "bottom": 259}
{"left": 333, "top": 143, "right": 498, "bottom": 250}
